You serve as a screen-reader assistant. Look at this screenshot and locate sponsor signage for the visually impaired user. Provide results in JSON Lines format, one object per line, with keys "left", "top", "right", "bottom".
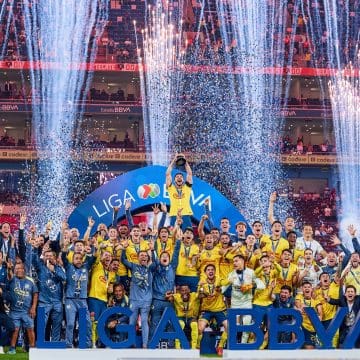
{"left": 0, "top": 60, "right": 358, "bottom": 77}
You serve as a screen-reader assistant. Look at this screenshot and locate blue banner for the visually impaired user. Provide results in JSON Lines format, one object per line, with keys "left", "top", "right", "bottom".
{"left": 68, "top": 165, "right": 246, "bottom": 236}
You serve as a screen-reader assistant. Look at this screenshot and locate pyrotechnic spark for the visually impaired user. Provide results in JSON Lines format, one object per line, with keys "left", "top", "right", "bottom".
{"left": 137, "top": 2, "right": 183, "bottom": 165}
{"left": 21, "top": 0, "right": 108, "bottom": 231}
{"left": 171, "top": 0, "right": 294, "bottom": 224}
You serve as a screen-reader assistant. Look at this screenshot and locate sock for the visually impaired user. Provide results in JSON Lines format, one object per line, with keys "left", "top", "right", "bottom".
{"left": 218, "top": 330, "right": 227, "bottom": 348}
{"left": 190, "top": 321, "right": 198, "bottom": 349}
{"left": 197, "top": 333, "right": 203, "bottom": 348}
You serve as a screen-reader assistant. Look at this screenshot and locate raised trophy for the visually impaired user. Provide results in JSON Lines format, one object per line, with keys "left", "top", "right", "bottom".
{"left": 175, "top": 153, "right": 186, "bottom": 168}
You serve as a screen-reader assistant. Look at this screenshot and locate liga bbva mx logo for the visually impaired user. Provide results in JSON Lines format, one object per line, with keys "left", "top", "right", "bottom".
{"left": 137, "top": 183, "right": 160, "bottom": 199}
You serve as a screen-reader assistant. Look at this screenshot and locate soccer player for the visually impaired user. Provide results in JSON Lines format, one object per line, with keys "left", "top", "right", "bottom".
{"left": 88, "top": 250, "right": 116, "bottom": 327}
{"left": 166, "top": 154, "right": 193, "bottom": 229}
{"left": 198, "top": 264, "right": 228, "bottom": 355}
{"left": 170, "top": 285, "right": 199, "bottom": 349}
{"left": 197, "top": 233, "right": 221, "bottom": 278}
{"left": 295, "top": 281, "right": 323, "bottom": 349}
{"left": 125, "top": 225, "right": 150, "bottom": 264}
{"left": 175, "top": 227, "right": 200, "bottom": 292}
{"left": 260, "top": 221, "right": 289, "bottom": 263}
{"left": 272, "top": 285, "right": 295, "bottom": 343}
{"left": 272, "top": 249, "right": 298, "bottom": 294}
{"left": 155, "top": 227, "right": 174, "bottom": 259}
{"left": 225, "top": 255, "right": 265, "bottom": 344}
{"left": 313, "top": 272, "right": 339, "bottom": 335}
{"left": 295, "top": 224, "right": 327, "bottom": 259}
{"left": 341, "top": 252, "right": 360, "bottom": 294}
{"left": 298, "top": 248, "right": 322, "bottom": 288}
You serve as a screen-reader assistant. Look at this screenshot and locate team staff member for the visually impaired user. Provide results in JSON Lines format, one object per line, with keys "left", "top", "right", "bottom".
{"left": 149, "top": 240, "right": 181, "bottom": 340}
{"left": 106, "top": 283, "right": 130, "bottom": 343}
{"left": 121, "top": 245, "right": 156, "bottom": 349}
{"left": 62, "top": 241, "right": 95, "bottom": 348}
{"left": 32, "top": 248, "right": 66, "bottom": 342}
{"left": 7, "top": 263, "right": 38, "bottom": 355}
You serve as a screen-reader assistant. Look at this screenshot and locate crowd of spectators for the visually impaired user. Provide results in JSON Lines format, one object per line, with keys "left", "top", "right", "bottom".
{"left": 0, "top": 157, "right": 359, "bottom": 354}
{"left": 0, "top": 81, "right": 139, "bottom": 104}
{"left": 281, "top": 136, "right": 335, "bottom": 154}
{"left": 1, "top": 0, "right": 359, "bottom": 67}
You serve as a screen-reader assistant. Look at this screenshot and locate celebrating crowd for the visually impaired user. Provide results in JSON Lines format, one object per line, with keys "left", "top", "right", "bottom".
{"left": 0, "top": 155, "right": 359, "bottom": 355}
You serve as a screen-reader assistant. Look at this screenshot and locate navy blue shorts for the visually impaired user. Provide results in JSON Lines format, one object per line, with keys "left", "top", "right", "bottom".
{"left": 199, "top": 310, "right": 227, "bottom": 325}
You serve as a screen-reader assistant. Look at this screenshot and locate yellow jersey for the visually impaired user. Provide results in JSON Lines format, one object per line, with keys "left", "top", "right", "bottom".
{"left": 218, "top": 248, "right": 234, "bottom": 280}
{"left": 167, "top": 183, "right": 193, "bottom": 216}
{"left": 343, "top": 266, "right": 360, "bottom": 294}
{"left": 198, "top": 248, "right": 221, "bottom": 278}
{"left": 261, "top": 237, "right": 289, "bottom": 262}
{"left": 238, "top": 245, "right": 261, "bottom": 269}
{"left": 295, "top": 294, "right": 321, "bottom": 332}
{"left": 156, "top": 238, "right": 175, "bottom": 259}
{"left": 173, "top": 292, "right": 199, "bottom": 318}
{"left": 198, "top": 278, "right": 227, "bottom": 312}
{"left": 125, "top": 240, "right": 150, "bottom": 264}
{"left": 273, "top": 262, "right": 298, "bottom": 294}
{"left": 88, "top": 261, "right": 116, "bottom": 302}
{"left": 176, "top": 243, "right": 200, "bottom": 277}
{"left": 314, "top": 283, "right": 339, "bottom": 321}
{"left": 253, "top": 272, "right": 276, "bottom": 306}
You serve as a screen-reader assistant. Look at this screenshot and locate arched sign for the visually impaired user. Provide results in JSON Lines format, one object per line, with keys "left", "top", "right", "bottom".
{"left": 68, "top": 165, "right": 247, "bottom": 235}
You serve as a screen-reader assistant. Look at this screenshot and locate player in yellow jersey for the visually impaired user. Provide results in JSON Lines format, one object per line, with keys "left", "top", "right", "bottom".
{"left": 253, "top": 261, "right": 276, "bottom": 309}
{"left": 216, "top": 232, "right": 235, "bottom": 306}
{"left": 217, "top": 233, "right": 234, "bottom": 280}
{"left": 169, "top": 285, "right": 200, "bottom": 349}
{"left": 238, "top": 234, "right": 262, "bottom": 269}
{"left": 295, "top": 281, "right": 323, "bottom": 349}
{"left": 253, "top": 260, "right": 277, "bottom": 349}
{"left": 97, "top": 227, "right": 119, "bottom": 254}
{"left": 88, "top": 250, "right": 116, "bottom": 346}
{"left": 198, "top": 264, "right": 228, "bottom": 356}
{"left": 155, "top": 227, "right": 175, "bottom": 259}
{"left": 260, "top": 221, "right": 289, "bottom": 263}
{"left": 176, "top": 227, "right": 200, "bottom": 292}
{"left": 166, "top": 153, "right": 193, "bottom": 229}
{"left": 252, "top": 220, "right": 265, "bottom": 246}
{"left": 314, "top": 273, "right": 338, "bottom": 327}
{"left": 198, "top": 233, "right": 221, "bottom": 279}
{"left": 125, "top": 225, "right": 150, "bottom": 264}
{"left": 65, "top": 240, "right": 87, "bottom": 263}
{"left": 341, "top": 252, "right": 360, "bottom": 294}
{"left": 272, "top": 249, "right": 298, "bottom": 294}
{"left": 286, "top": 231, "right": 304, "bottom": 264}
